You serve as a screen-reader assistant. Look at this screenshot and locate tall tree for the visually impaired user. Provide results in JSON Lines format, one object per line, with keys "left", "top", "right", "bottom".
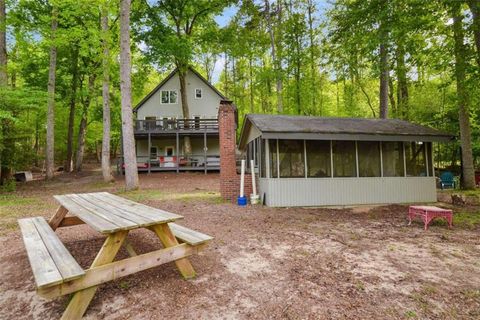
{"left": 65, "top": 46, "right": 79, "bottom": 172}
{"left": 101, "top": 1, "right": 114, "bottom": 182}
{"left": 120, "top": 0, "right": 138, "bottom": 190}
{"left": 378, "top": 0, "right": 389, "bottom": 119}
{"left": 264, "top": 0, "right": 283, "bottom": 113}
{"left": 46, "top": 6, "right": 58, "bottom": 179}
{"left": 0, "top": 0, "right": 6, "bottom": 86}
{"left": 450, "top": 2, "right": 475, "bottom": 189}
{"left": 468, "top": 0, "right": 480, "bottom": 66}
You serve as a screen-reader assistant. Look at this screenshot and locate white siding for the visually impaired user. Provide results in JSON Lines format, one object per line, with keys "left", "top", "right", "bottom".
{"left": 137, "top": 70, "right": 222, "bottom": 120}
{"left": 259, "top": 177, "right": 436, "bottom": 207}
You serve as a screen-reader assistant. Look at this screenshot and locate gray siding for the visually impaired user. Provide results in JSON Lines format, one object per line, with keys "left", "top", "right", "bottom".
{"left": 259, "top": 177, "right": 436, "bottom": 207}
{"left": 137, "top": 70, "right": 222, "bottom": 120}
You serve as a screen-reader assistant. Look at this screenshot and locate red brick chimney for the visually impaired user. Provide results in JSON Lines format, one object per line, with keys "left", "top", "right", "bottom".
{"left": 218, "top": 101, "right": 255, "bottom": 203}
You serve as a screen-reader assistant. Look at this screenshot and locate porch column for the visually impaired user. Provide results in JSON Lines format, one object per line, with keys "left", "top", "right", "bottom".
{"left": 148, "top": 133, "right": 151, "bottom": 174}
{"left": 204, "top": 130, "right": 207, "bottom": 174}
{"left": 176, "top": 132, "right": 180, "bottom": 174}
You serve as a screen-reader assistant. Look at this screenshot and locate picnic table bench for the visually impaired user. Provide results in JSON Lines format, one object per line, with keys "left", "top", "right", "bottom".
{"left": 408, "top": 205, "right": 453, "bottom": 230}
{"left": 18, "top": 192, "right": 213, "bottom": 319}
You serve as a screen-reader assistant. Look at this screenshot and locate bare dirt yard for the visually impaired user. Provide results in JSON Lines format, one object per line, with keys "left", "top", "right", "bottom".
{"left": 1, "top": 167, "right": 479, "bottom": 319}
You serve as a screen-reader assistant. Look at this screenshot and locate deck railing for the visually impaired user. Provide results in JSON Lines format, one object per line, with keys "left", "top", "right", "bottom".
{"left": 134, "top": 118, "right": 219, "bottom": 134}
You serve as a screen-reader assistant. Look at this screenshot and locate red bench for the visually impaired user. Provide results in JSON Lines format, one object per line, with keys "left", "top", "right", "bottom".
{"left": 408, "top": 206, "right": 453, "bottom": 230}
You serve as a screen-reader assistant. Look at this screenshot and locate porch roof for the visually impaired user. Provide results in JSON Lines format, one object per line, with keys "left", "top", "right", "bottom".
{"left": 238, "top": 114, "right": 454, "bottom": 149}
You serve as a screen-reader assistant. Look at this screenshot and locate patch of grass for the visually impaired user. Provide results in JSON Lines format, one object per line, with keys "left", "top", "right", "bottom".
{"left": 355, "top": 280, "right": 365, "bottom": 291}
{"left": 0, "top": 194, "right": 39, "bottom": 207}
{"left": 462, "top": 289, "right": 480, "bottom": 299}
{"left": 404, "top": 310, "right": 417, "bottom": 318}
{"left": 403, "top": 310, "right": 417, "bottom": 319}
{"left": 453, "top": 211, "right": 480, "bottom": 229}
{"left": 118, "top": 281, "right": 129, "bottom": 289}
{"left": 120, "top": 189, "right": 223, "bottom": 204}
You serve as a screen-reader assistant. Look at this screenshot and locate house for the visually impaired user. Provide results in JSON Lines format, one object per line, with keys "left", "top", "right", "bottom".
{"left": 237, "top": 114, "right": 454, "bottom": 207}
{"left": 131, "top": 67, "right": 229, "bottom": 173}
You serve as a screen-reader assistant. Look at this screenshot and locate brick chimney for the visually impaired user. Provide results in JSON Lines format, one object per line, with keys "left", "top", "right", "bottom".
{"left": 218, "top": 100, "right": 255, "bottom": 203}
{"left": 218, "top": 100, "right": 238, "bottom": 201}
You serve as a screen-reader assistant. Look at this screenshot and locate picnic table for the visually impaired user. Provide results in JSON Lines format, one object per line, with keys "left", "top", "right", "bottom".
{"left": 18, "top": 192, "right": 213, "bottom": 319}
{"left": 408, "top": 205, "right": 453, "bottom": 230}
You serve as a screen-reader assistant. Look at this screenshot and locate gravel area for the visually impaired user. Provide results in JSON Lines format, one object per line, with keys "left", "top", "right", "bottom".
{"left": 0, "top": 169, "right": 479, "bottom": 319}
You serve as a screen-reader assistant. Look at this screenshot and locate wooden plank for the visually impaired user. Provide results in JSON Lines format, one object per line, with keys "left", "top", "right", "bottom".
{"left": 67, "top": 194, "right": 137, "bottom": 229}
{"left": 38, "top": 243, "right": 203, "bottom": 299}
{"left": 58, "top": 216, "right": 85, "bottom": 227}
{"left": 169, "top": 223, "right": 213, "bottom": 245}
{"left": 81, "top": 193, "right": 156, "bottom": 225}
{"left": 61, "top": 231, "right": 128, "bottom": 320}
{"left": 54, "top": 195, "right": 119, "bottom": 233}
{"left": 98, "top": 192, "right": 183, "bottom": 222}
{"left": 150, "top": 223, "right": 196, "bottom": 279}
{"left": 32, "top": 217, "right": 85, "bottom": 282}
{"left": 48, "top": 206, "right": 68, "bottom": 230}
{"left": 18, "top": 218, "right": 63, "bottom": 288}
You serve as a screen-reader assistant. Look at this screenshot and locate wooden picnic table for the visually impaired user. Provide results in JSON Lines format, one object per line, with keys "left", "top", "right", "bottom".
{"left": 18, "top": 192, "right": 212, "bottom": 319}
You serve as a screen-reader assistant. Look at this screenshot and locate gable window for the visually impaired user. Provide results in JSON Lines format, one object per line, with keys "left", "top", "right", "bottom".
{"left": 161, "top": 90, "right": 178, "bottom": 104}
{"left": 195, "top": 88, "right": 202, "bottom": 99}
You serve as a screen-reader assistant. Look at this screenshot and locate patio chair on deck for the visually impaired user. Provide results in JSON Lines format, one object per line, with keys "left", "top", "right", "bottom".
{"left": 440, "top": 171, "right": 455, "bottom": 189}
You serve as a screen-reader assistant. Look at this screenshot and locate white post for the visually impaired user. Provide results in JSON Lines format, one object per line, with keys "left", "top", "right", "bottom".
{"left": 240, "top": 159, "right": 245, "bottom": 198}
{"left": 250, "top": 159, "right": 257, "bottom": 196}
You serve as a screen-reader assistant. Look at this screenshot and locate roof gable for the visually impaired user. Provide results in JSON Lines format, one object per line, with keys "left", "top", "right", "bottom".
{"left": 133, "top": 67, "right": 227, "bottom": 112}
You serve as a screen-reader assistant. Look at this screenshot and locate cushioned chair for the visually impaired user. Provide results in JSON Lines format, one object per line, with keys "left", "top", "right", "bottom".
{"left": 440, "top": 171, "right": 455, "bottom": 189}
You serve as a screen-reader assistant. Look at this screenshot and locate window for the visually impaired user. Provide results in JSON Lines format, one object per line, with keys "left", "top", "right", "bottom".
{"left": 278, "top": 140, "right": 305, "bottom": 178}
{"left": 382, "top": 142, "right": 404, "bottom": 177}
{"left": 150, "top": 146, "right": 158, "bottom": 160}
{"left": 195, "top": 88, "right": 202, "bottom": 99}
{"left": 358, "top": 141, "right": 381, "bottom": 177}
{"left": 306, "top": 140, "right": 331, "bottom": 177}
{"left": 332, "top": 141, "right": 356, "bottom": 177}
{"left": 165, "top": 146, "right": 174, "bottom": 157}
{"left": 161, "top": 90, "right": 177, "bottom": 104}
{"left": 405, "top": 142, "right": 427, "bottom": 176}
{"left": 269, "top": 139, "right": 278, "bottom": 178}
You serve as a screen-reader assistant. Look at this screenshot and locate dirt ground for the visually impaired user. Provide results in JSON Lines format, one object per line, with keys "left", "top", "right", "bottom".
{"left": 0, "top": 168, "right": 479, "bottom": 319}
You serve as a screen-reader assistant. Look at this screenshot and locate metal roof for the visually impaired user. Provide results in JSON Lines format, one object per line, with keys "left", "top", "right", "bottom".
{"left": 238, "top": 114, "right": 454, "bottom": 148}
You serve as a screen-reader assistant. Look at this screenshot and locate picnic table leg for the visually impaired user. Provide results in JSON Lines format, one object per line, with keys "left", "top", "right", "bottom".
{"left": 150, "top": 224, "right": 196, "bottom": 279}
{"left": 48, "top": 206, "right": 69, "bottom": 230}
{"left": 61, "top": 230, "right": 128, "bottom": 320}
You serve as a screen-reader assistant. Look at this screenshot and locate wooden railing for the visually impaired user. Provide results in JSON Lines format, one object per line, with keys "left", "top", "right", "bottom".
{"left": 134, "top": 118, "right": 219, "bottom": 133}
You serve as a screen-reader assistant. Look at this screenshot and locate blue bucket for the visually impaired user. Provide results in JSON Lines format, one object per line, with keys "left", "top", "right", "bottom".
{"left": 237, "top": 196, "right": 247, "bottom": 206}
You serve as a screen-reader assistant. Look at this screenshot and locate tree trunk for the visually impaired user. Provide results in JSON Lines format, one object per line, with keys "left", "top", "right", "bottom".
{"left": 379, "top": 41, "right": 389, "bottom": 119}
{"left": 46, "top": 7, "right": 58, "bottom": 180}
{"left": 0, "top": 0, "right": 6, "bottom": 86}
{"left": 0, "top": 0, "right": 6, "bottom": 88}
{"left": 75, "top": 75, "right": 95, "bottom": 172}
{"left": 307, "top": 0, "right": 316, "bottom": 114}
{"left": 178, "top": 66, "right": 192, "bottom": 155}
{"left": 119, "top": 0, "right": 139, "bottom": 190}
{"left": 101, "top": 4, "right": 114, "bottom": 182}
{"left": 265, "top": 0, "right": 283, "bottom": 113}
{"left": 467, "top": 0, "right": 480, "bottom": 66}
{"left": 75, "top": 115, "right": 87, "bottom": 172}
{"left": 65, "top": 46, "right": 79, "bottom": 172}
{"left": 396, "top": 43, "right": 409, "bottom": 120}
{"left": 249, "top": 56, "right": 254, "bottom": 113}
{"left": 451, "top": 3, "right": 476, "bottom": 189}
